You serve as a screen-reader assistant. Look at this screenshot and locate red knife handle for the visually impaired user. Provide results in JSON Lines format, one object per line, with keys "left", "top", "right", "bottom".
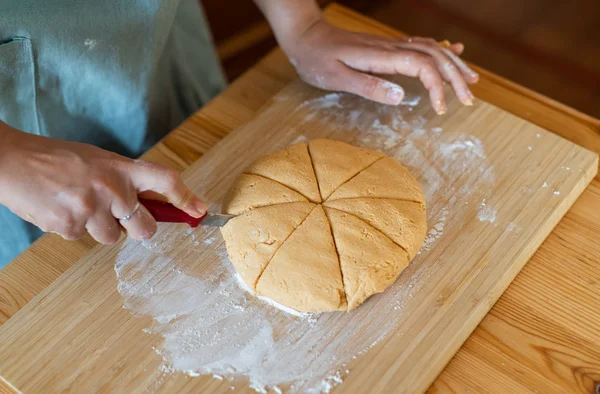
{"left": 139, "top": 198, "right": 205, "bottom": 228}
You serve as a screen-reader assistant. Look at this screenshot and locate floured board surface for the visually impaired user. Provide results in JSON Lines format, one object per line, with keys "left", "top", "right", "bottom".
{"left": 0, "top": 78, "right": 596, "bottom": 394}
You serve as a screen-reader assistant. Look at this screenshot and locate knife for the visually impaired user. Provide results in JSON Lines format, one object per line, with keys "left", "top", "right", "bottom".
{"left": 139, "top": 198, "right": 234, "bottom": 228}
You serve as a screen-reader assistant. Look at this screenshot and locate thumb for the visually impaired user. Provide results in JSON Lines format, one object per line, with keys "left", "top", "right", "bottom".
{"left": 129, "top": 160, "right": 207, "bottom": 218}
{"left": 330, "top": 66, "right": 405, "bottom": 105}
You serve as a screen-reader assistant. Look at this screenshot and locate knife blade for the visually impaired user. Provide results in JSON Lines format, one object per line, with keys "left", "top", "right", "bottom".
{"left": 199, "top": 213, "right": 235, "bottom": 227}
{"left": 139, "top": 198, "right": 234, "bottom": 228}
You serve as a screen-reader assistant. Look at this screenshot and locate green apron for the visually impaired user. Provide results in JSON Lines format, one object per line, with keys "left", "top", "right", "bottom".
{"left": 0, "top": 0, "right": 227, "bottom": 268}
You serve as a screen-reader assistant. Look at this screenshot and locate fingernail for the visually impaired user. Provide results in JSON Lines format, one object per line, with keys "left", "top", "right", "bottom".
{"left": 468, "top": 91, "right": 476, "bottom": 104}
{"left": 384, "top": 83, "right": 404, "bottom": 104}
{"left": 194, "top": 200, "right": 207, "bottom": 217}
{"left": 140, "top": 231, "right": 154, "bottom": 241}
{"left": 435, "top": 100, "right": 446, "bottom": 115}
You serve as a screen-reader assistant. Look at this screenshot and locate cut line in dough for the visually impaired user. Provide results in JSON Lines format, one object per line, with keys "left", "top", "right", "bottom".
{"left": 221, "top": 202, "right": 315, "bottom": 289}
{"left": 308, "top": 139, "right": 384, "bottom": 200}
{"left": 324, "top": 198, "right": 426, "bottom": 259}
{"left": 245, "top": 142, "right": 321, "bottom": 203}
{"left": 222, "top": 173, "right": 308, "bottom": 215}
{"left": 256, "top": 205, "right": 345, "bottom": 312}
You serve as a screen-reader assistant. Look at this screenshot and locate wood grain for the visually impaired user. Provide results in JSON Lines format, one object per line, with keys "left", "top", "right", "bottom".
{"left": 0, "top": 22, "right": 597, "bottom": 393}
{"left": 0, "top": 4, "right": 599, "bottom": 393}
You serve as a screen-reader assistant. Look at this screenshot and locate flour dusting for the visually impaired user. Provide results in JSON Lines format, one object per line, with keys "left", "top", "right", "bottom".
{"left": 115, "top": 84, "right": 496, "bottom": 392}
{"left": 506, "top": 222, "right": 522, "bottom": 234}
{"left": 477, "top": 199, "right": 497, "bottom": 224}
{"left": 421, "top": 207, "right": 448, "bottom": 252}
{"left": 84, "top": 39, "right": 97, "bottom": 50}
{"left": 400, "top": 95, "right": 421, "bottom": 107}
{"left": 236, "top": 271, "right": 312, "bottom": 317}
{"left": 116, "top": 224, "right": 419, "bottom": 393}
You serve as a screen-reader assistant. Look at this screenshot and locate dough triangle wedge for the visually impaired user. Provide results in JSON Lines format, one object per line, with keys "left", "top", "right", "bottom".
{"left": 221, "top": 202, "right": 315, "bottom": 289}
{"left": 324, "top": 198, "right": 426, "bottom": 259}
{"left": 324, "top": 207, "right": 410, "bottom": 310}
{"left": 222, "top": 174, "right": 308, "bottom": 215}
{"left": 256, "top": 205, "right": 346, "bottom": 312}
{"left": 327, "top": 157, "right": 425, "bottom": 204}
{"left": 309, "top": 139, "right": 383, "bottom": 200}
{"left": 245, "top": 142, "right": 321, "bottom": 203}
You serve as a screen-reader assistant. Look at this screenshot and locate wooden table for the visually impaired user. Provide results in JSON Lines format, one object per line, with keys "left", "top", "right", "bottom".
{"left": 1, "top": 5, "right": 599, "bottom": 393}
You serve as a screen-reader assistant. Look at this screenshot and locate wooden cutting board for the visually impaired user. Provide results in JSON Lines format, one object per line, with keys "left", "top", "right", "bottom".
{"left": 0, "top": 77, "right": 597, "bottom": 394}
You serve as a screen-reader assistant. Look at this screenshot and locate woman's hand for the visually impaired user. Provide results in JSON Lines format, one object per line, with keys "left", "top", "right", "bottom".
{"left": 0, "top": 125, "right": 206, "bottom": 244}
{"left": 255, "top": 0, "right": 479, "bottom": 114}
{"left": 285, "top": 21, "right": 479, "bottom": 114}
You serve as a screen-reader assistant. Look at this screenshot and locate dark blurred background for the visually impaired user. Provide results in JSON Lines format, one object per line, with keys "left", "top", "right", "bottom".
{"left": 201, "top": 0, "right": 600, "bottom": 118}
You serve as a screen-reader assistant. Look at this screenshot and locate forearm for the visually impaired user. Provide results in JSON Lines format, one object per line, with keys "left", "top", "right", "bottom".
{"left": 0, "top": 121, "right": 19, "bottom": 202}
{"left": 0, "top": 121, "right": 19, "bottom": 169}
{"left": 0, "top": 120, "right": 15, "bottom": 147}
{"left": 254, "top": 0, "right": 322, "bottom": 51}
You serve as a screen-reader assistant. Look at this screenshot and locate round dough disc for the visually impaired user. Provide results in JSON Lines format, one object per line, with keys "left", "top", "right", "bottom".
{"left": 221, "top": 139, "right": 426, "bottom": 312}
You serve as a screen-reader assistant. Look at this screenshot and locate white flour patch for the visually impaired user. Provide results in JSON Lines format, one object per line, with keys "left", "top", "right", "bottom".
{"left": 477, "top": 206, "right": 497, "bottom": 223}
{"left": 115, "top": 85, "right": 497, "bottom": 393}
{"left": 421, "top": 207, "right": 448, "bottom": 253}
{"left": 257, "top": 295, "right": 313, "bottom": 318}
{"left": 506, "top": 222, "right": 522, "bottom": 234}
{"left": 297, "top": 88, "right": 495, "bottom": 205}
{"left": 477, "top": 199, "right": 497, "bottom": 223}
{"left": 235, "top": 270, "right": 312, "bottom": 317}
{"left": 400, "top": 95, "right": 421, "bottom": 107}
{"left": 300, "top": 93, "right": 343, "bottom": 112}
{"left": 84, "top": 39, "right": 97, "bottom": 50}
{"left": 116, "top": 224, "right": 421, "bottom": 393}
{"left": 289, "top": 134, "right": 309, "bottom": 145}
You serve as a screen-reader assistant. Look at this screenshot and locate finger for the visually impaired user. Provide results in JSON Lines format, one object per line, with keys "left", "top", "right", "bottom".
{"left": 129, "top": 161, "right": 206, "bottom": 218}
{"left": 86, "top": 213, "right": 122, "bottom": 244}
{"left": 58, "top": 227, "right": 87, "bottom": 241}
{"left": 341, "top": 47, "right": 446, "bottom": 113}
{"left": 138, "top": 190, "right": 168, "bottom": 202}
{"left": 392, "top": 52, "right": 446, "bottom": 114}
{"left": 110, "top": 181, "right": 157, "bottom": 241}
{"left": 437, "top": 40, "right": 463, "bottom": 55}
{"left": 441, "top": 47, "right": 479, "bottom": 83}
{"left": 398, "top": 40, "right": 474, "bottom": 105}
{"left": 327, "top": 65, "right": 405, "bottom": 105}
{"left": 116, "top": 201, "right": 157, "bottom": 241}
{"left": 450, "top": 42, "right": 464, "bottom": 55}
{"left": 52, "top": 214, "right": 87, "bottom": 241}
{"left": 411, "top": 37, "right": 478, "bottom": 83}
